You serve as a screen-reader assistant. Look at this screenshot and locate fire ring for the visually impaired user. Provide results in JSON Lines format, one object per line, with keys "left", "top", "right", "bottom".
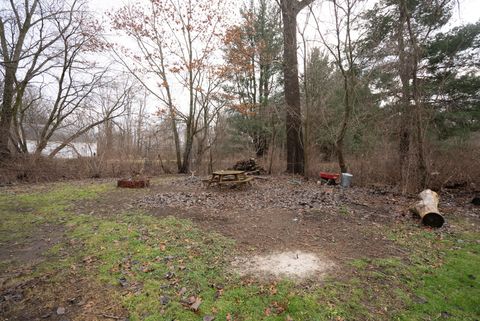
{"left": 117, "top": 178, "right": 150, "bottom": 188}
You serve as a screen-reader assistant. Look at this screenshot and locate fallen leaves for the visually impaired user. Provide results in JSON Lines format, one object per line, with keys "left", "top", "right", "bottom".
{"left": 134, "top": 176, "right": 416, "bottom": 228}
{"left": 159, "top": 295, "right": 170, "bottom": 305}
{"left": 82, "top": 256, "right": 97, "bottom": 265}
{"left": 56, "top": 306, "right": 66, "bottom": 315}
{"left": 264, "top": 301, "right": 285, "bottom": 316}
{"left": 135, "top": 182, "right": 339, "bottom": 212}
{"left": 178, "top": 287, "right": 187, "bottom": 296}
{"left": 189, "top": 296, "right": 202, "bottom": 311}
{"left": 164, "top": 271, "right": 175, "bottom": 279}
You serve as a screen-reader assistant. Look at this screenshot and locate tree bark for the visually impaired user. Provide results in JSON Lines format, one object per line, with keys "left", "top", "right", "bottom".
{"left": 397, "top": 0, "right": 412, "bottom": 193}
{"left": 0, "top": 68, "right": 16, "bottom": 159}
{"left": 180, "top": 130, "right": 193, "bottom": 173}
{"left": 405, "top": 7, "right": 428, "bottom": 189}
{"left": 0, "top": 0, "right": 37, "bottom": 159}
{"left": 410, "top": 189, "right": 444, "bottom": 227}
{"left": 281, "top": 0, "right": 310, "bottom": 175}
{"left": 336, "top": 73, "right": 352, "bottom": 174}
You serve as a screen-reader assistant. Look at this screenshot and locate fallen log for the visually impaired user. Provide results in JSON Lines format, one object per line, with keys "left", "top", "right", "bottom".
{"left": 252, "top": 175, "right": 269, "bottom": 180}
{"left": 410, "top": 189, "right": 445, "bottom": 228}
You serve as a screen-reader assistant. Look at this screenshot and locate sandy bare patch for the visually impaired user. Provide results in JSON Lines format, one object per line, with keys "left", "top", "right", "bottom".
{"left": 232, "top": 251, "right": 333, "bottom": 280}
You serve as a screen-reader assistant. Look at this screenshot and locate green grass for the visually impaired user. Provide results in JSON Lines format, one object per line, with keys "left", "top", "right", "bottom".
{"left": 0, "top": 181, "right": 479, "bottom": 320}
{"left": 66, "top": 212, "right": 356, "bottom": 320}
{"left": 0, "top": 182, "right": 111, "bottom": 243}
{"left": 338, "top": 205, "right": 350, "bottom": 216}
{"left": 395, "top": 234, "right": 480, "bottom": 321}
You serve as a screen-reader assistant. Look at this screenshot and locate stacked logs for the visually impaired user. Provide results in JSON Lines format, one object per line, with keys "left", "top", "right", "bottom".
{"left": 231, "top": 158, "right": 266, "bottom": 175}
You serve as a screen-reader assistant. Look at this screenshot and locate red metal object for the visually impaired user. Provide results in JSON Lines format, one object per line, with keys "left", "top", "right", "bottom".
{"left": 319, "top": 172, "right": 340, "bottom": 180}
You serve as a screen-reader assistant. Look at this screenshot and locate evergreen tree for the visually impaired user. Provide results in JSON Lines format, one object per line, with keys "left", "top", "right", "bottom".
{"left": 223, "top": 0, "right": 283, "bottom": 157}
{"left": 425, "top": 22, "right": 480, "bottom": 139}
{"left": 363, "top": 0, "right": 455, "bottom": 191}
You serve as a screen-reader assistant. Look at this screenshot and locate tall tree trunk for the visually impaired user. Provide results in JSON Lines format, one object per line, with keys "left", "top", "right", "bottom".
{"left": 11, "top": 85, "right": 29, "bottom": 154}
{"left": 0, "top": 0, "right": 39, "bottom": 160}
{"left": 104, "top": 120, "right": 114, "bottom": 158}
{"left": 301, "top": 29, "right": 310, "bottom": 175}
{"left": 397, "top": 0, "right": 412, "bottom": 193}
{"left": 0, "top": 69, "right": 16, "bottom": 159}
{"left": 415, "top": 115, "right": 428, "bottom": 188}
{"left": 168, "top": 109, "right": 182, "bottom": 173}
{"left": 336, "top": 73, "right": 352, "bottom": 174}
{"left": 281, "top": 0, "right": 306, "bottom": 174}
{"left": 157, "top": 42, "right": 181, "bottom": 172}
{"left": 208, "top": 143, "right": 214, "bottom": 175}
{"left": 194, "top": 111, "right": 209, "bottom": 172}
{"left": 405, "top": 8, "right": 428, "bottom": 189}
{"left": 397, "top": 0, "right": 429, "bottom": 192}
{"left": 180, "top": 128, "right": 193, "bottom": 174}
{"left": 181, "top": 10, "right": 195, "bottom": 175}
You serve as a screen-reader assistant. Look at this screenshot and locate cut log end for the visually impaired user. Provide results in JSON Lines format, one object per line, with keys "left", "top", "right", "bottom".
{"left": 422, "top": 212, "right": 445, "bottom": 228}
{"left": 411, "top": 189, "right": 445, "bottom": 228}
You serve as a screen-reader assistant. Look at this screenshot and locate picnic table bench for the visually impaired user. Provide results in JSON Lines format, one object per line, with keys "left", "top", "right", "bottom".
{"left": 205, "top": 170, "right": 253, "bottom": 187}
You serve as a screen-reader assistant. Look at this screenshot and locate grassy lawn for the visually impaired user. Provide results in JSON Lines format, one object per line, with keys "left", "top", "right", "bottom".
{"left": 0, "top": 181, "right": 479, "bottom": 320}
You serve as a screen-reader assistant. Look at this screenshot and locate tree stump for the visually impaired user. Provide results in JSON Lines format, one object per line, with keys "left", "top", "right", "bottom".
{"left": 410, "top": 189, "right": 445, "bottom": 228}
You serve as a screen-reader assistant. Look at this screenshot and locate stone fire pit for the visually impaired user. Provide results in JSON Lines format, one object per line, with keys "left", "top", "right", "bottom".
{"left": 117, "top": 178, "right": 150, "bottom": 188}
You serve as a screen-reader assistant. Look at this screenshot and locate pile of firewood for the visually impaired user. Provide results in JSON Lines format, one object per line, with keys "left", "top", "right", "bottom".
{"left": 231, "top": 158, "right": 266, "bottom": 175}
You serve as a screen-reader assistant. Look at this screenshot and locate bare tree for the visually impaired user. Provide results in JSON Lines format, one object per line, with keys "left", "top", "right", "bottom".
{"left": 310, "top": 0, "right": 365, "bottom": 173}
{"left": 1, "top": 0, "right": 43, "bottom": 158}
{"left": 0, "top": 0, "right": 118, "bottom": 160}
{"left": 46, "top": 78, "right": 133, "bottom": 158}
{"left": 110, "top": 0, "right": 228, "bottom": 173}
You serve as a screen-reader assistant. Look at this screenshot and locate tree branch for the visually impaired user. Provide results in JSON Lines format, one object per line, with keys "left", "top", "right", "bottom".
{"left": 296, "top": 0, "right": 316, "bottom": 13}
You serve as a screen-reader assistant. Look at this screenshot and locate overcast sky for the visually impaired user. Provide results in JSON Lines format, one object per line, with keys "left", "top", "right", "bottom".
{"left": 91, "top": 0, "right": 479, "bottom": 114}
{"left": 93, "top": 0, "right": 480, "bottom": 24}
{"left": 454, "top": 0, "right": 480, "bottom": 25}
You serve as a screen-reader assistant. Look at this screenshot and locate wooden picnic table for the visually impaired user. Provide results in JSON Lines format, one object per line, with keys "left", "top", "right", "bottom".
{"left": 206, "top": 170, "right": 253, "bottom": 187}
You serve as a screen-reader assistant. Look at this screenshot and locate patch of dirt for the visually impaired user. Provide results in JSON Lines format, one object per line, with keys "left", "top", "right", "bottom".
{"left": 232, "top": 251, "right": 333, "bottom": 280}
{"left": 67, "top": 176, "right": 480, "bottom": 266}
{"left": 29, "top": 175, "right": 477, "bottom": 280}
{"left": 136, "top": 177, "right": 411, "bottom": 262}
{"left": 0, "top": 220, "right": 126, "bottom": 321}
{"left": 137, "top": 179, "right": 338, "bottom": 211}
{"left": 0, "top": 270, "right": 127, "bottom": 321}
{"left": 72, "top": 176, "right": 200, "bottom": 217}
{"left": 0, "top": 223, "right": 64, "bottom": 265}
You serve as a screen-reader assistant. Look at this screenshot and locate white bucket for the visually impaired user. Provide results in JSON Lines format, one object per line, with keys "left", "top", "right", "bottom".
{"left": 340, "top": 173, "right": 353, "bottom": 187}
